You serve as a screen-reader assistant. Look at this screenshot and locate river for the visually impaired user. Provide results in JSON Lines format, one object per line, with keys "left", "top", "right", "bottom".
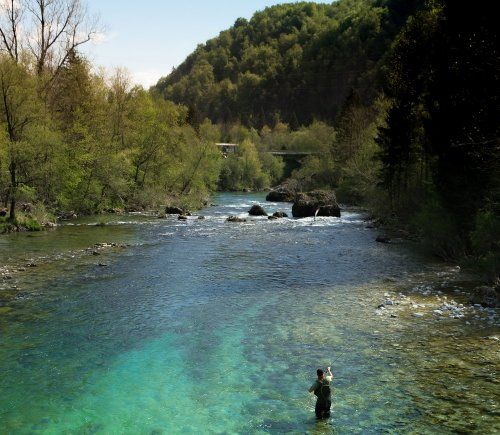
{"left": 0, "top": 193, "right": 498, "bottom": 434}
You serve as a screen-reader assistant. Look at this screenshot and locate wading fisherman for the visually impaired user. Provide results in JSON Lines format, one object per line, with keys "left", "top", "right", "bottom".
{"left": 309, "top": 366, "right": 333, "bottom": 419}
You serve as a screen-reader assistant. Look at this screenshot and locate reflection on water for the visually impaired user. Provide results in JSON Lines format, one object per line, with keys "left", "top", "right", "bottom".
{"left": 0, "top": 193, "right": 498, "bottom": 433}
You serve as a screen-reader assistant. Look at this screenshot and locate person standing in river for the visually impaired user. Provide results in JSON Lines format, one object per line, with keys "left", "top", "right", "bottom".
{"left": 309, "top": 367, "right": 333, "bottom": 419}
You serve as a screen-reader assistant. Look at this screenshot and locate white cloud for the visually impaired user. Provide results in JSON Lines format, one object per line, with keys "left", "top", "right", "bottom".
{"left": 91, "top": 31, "right": 117, "bottom": 45}
{"left": 131, "top": 69, "right": 163, "bottom": 88}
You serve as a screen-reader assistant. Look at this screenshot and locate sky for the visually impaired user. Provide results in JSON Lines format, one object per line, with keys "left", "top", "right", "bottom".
{"left": 83, "top": 0, "right": 332, "bottom": 88}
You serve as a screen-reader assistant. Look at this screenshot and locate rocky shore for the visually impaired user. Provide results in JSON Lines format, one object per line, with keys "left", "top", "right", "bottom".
{"left": 372, "top": 267, "right": 498, "bottom": 331}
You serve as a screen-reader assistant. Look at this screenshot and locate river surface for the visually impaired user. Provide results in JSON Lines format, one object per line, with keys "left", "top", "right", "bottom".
{"left": 0, "top": 193, "right": 498, "bottom": 434}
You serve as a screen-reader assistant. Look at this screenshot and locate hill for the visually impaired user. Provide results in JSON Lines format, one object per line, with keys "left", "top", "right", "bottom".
{"left": 153, "top": 0, "right": 423, "bottom": 128}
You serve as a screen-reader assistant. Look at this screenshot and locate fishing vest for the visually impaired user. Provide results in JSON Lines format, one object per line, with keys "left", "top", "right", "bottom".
{"left": 314, "top": 379, "right": 331, "bottom": 400}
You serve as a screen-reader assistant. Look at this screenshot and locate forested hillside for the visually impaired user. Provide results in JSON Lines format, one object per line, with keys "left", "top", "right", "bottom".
{"left": 154, "top": 0, "right": 423, "bottom": 127}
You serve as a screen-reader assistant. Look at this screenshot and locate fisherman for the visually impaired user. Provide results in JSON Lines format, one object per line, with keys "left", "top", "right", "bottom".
{"left": 309, "top": 366, "right": 333, "bottom": 419}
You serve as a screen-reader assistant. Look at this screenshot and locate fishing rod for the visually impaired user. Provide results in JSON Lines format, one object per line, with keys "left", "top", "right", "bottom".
{"left": 330, "top": 346, "right": 352, "bottom": 365}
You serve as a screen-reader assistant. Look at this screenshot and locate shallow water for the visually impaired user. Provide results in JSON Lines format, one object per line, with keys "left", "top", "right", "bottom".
{"left": 0, "top": 193, "right": 498, "bottom": 434}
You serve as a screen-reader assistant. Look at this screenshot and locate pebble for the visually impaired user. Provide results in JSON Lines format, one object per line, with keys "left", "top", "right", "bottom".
{"left": 412, "top": 313, "right": 424, "bottom": 318}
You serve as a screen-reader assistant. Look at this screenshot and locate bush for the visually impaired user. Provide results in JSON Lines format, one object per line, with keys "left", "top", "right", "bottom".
{"left": 23, "top": 218, "right": 42, "bottom": 231}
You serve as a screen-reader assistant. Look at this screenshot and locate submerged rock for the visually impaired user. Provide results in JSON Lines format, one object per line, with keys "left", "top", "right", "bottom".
{"left": 197, "top": 216, "right": 205, "bottom": 220}
{"left": 291, "top": 190, "right": 340, "bottom": 218}
{"left": 248, "top": 204, "right": 267, "bottom": 216}
{"left": 178, "top": 215, "right": 188, "bottom": 220}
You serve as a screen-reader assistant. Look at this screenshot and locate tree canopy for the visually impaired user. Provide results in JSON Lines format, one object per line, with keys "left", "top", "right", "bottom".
{"left": 153, "top": 0, "right": 423, "bottom": 128}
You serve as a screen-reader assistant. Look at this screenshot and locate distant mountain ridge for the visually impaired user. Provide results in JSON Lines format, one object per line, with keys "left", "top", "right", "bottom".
{"left": 153, "top": 0, "right": 423, "bottom": 128}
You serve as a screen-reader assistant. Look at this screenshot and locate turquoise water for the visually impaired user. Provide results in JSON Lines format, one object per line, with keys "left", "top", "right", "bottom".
{"left": 0, "top": 193, "right": 498, "bottom": 433}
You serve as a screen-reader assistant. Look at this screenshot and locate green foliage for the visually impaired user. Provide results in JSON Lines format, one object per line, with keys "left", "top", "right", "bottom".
{"left": 218, "top": 139, "right": 270, "bottom": 191}
{"left": 259, "top": 152, "right": 284, "bottom": 186}
{"left": 22, "top": 218, "right": 42, "bottom": 232}
{"left": 0, "top": 52, "right": 225, "bottom": 218}
{"left": 154, "top": 0, "right": 417, "bottom": 128}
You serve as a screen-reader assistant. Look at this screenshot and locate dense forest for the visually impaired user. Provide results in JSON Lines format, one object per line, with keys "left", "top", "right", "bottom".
{"left": 154, "top": 0, "right": 423, "bottom": 128}
{"left": 1, "top": 0, "right": 498, "bottom": 281}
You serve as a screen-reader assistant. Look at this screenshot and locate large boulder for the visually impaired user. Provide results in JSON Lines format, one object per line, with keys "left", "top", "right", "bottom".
{"left": 292, "top": 191, "right": 340, "bottom": 218}
{"left": 248, "top": 204, "right": 268, "bottom": 216}
{"left": 470, "top": 286, "right": 499, "bottom": 308}
{"left": 266, "top": 181, "right": 299, "bottom": 202}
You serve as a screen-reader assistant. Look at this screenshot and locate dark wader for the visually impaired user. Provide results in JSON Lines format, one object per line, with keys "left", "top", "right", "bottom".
{"left": 314, "top": 380, "right": 331, "bottom": 419}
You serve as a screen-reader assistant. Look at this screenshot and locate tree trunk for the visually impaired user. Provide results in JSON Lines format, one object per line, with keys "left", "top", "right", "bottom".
{"left": 8, "top": 161, "right": 16, "bottom": 222}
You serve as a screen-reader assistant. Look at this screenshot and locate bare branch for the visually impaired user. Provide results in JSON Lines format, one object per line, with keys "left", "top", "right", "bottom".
{"left": 0, "top": 0, "right": 23, "bottom": 61}
{"left": 2, "top": 0, "right": 100, "bottom": 81}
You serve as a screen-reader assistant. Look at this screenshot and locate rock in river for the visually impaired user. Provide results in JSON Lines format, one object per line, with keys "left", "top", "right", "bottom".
{"left": 265, "top": 180, "right": 298, "bottom": 202}
{"left": 248, "top": 205, "right": 267, "bottom": 216}
{"left": 272, "top": 211, "right": 288, "bottom": 218}
{"left": 291, "top": 190, "right": 340, "bottom": 218}
{"left": 227, "top": 216, "right": 247, "bottom": 223}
